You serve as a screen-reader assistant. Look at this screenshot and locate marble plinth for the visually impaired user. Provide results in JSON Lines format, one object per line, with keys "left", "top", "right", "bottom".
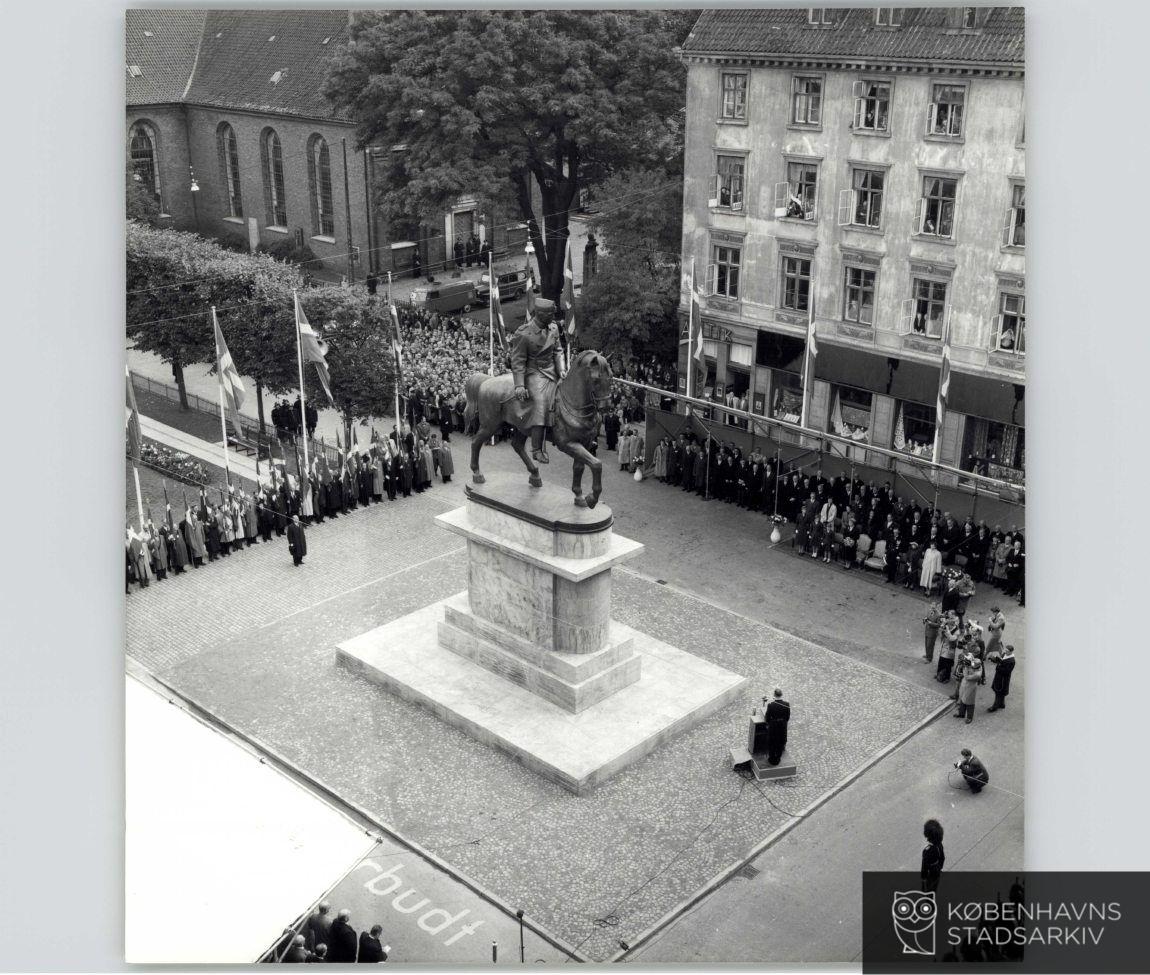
{"left": 336, "top": 471, "right": 748, "bottom": 792}
{"left": 336, "top": 597, "right": 748, "bottom": 794}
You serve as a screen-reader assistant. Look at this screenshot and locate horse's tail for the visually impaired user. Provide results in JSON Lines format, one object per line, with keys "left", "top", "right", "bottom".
{"left": 463, "top": 373, "right": 486, "bottom": 436}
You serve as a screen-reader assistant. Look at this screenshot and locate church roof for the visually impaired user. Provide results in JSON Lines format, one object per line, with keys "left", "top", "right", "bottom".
{"left": 683, "top": 7, "right": 1024, "bottom": 68}
{"left": 126, "top": 9, "right": 353, "bottom": 121}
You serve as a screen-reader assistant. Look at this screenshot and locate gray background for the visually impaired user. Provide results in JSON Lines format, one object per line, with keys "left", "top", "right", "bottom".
{"left": 1, "top": 0, "right": 1146, "bottom": 971}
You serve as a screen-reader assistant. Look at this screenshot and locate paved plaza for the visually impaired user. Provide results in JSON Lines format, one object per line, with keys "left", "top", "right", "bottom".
{"left": 126, "top": 432, "right": 1022, "bottom": 962}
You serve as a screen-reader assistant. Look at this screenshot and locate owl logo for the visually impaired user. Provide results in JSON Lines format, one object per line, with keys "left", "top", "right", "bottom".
{"left": 891, "top": 890, "right": 937, "bottom": 955}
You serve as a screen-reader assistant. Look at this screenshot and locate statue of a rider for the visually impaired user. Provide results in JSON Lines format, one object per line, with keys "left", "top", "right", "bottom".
{"left": 510, "top": 297, "right": 566, "bottom": 464}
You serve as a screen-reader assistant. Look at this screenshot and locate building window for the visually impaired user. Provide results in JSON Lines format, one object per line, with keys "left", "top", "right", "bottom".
{"left": 895, "top": 401, "right": 936, "bottom": 457}
{"left": 995, "top": 292, "right": 1026, "bottom": 354}
{"left": 307, "top": 135, "right": 335, "bottom": 237}
{"left": 791, "top": 75, "right": 822, "bottom": 125}
{"left": 917, "top": 175, "right": 958, "bottom": 238}
{"left": 780, "top": 256, "right": 812, "bottom": 313}
{"left": 843, "top": 266, "right": 876, "bottom": 325}
{"left": 830, "top": 385, "right": 873, "bottom": 443}
{"left": 261, "top": 128, "right": 288, "bottom": 227}
{"left": 711, "top": 155, "right": 745, "bottom": 210}
{"left": 807, "top": 8, "right": 835, "bottom": 26}
{"left": 720, "top": 72, "right": 747, "bottom": 120}
{"left": 875, "top": 8, "right": 902, "bottom": 26}
{"left": 840, "top": 167, "right": 884, "bottom": 229}
{"left": 852, "top": 80, "right": 891, "bottom": 132}
{"left": 962, "top": 6, "right": 978, "bottom": 28}
{"left": 217, "top": 123, "right": 243, "bottom": 219}
{"left": 927, "top": 84, "right": 966, "bottom": 138}
{"left": 776, "top": 162, "right": 818, "bottom": 220}
{"left": 964, "top": 419, "right": 1025, "bottom": 479}
{"left": 710, "top": 244, "right": 741, "bottom": 299}
{"left": 1003, "top": 184, "right": 1025, "bottom": 247}
{"left": 912, "top": 279, "right": 948, "bottom": 337}
{"left": 771, "top": 371, "right": 803, "bottom": 423}
{"left": 129, "top": 121, "right": 163, "bottom": 212}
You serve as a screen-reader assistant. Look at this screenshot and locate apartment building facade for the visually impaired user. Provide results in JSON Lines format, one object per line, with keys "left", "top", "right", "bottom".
{"left": 678, "top": 7, "right": 1025, "bottom": 486}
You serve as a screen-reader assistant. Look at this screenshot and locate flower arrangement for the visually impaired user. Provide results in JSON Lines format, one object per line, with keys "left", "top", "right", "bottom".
{"left": 136, "top": 441, "right": 210, "bottom": 486}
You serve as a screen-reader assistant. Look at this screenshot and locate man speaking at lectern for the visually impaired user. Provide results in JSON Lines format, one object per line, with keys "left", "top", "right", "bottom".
{"left": 765, "top": 688, "right": 791, "bottom": 766}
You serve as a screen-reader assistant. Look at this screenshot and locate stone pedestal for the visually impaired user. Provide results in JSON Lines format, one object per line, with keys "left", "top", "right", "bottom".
{"left": 337, "top": 472, "right": 747, "bottom": 794}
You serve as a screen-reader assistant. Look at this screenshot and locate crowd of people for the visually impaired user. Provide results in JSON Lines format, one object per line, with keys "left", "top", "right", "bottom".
{"left": 125, "top": 421, "right": 455, "bottom": 590}
{"left": 272, "top": 396, "right": 319, "bottom": 442}
{"left": 393, "top": 305, "right": 497, "bottom": 434}
{"left": 270, "top": 903, "right": 388, "bottom": 964}
{"left": 646, "top": 432, "right": 1026, "bottom": 605}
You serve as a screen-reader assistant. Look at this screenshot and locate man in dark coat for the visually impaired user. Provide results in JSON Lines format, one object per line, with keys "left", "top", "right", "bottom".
{"left": 987, "top": 644, "right": 1017, "bottom": 712}
{"left": 327, "top": 910, "right": 358, "bottom": 963}
{"left": 603, "top": 411, "right": 621, "bottom": 452}
{"left": 287, "top": 514, "right": 307, "bottom": 567}
{"left": 358, "top": 925, "right": 389, "bottom": 963}
{"left": 304, "top": 902, "right": 333, "bottom": 952}
{"left": 957, "top": 748, "right": 989, "bottom": 794}
{"left": 281, "top": 933, "right": 310, "bottom": 963}
{"left": 764, "top": 688, "right": 791, "bottom": 766}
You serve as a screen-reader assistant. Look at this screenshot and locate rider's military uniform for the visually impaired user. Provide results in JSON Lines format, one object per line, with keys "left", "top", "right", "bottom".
{"left": 510, "top": 311, "right": 565, "bottom": 429}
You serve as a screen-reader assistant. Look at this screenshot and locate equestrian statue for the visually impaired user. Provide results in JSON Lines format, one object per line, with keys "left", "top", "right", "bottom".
{"left": 463, "top": 297, "right": 613, "bottom": 508}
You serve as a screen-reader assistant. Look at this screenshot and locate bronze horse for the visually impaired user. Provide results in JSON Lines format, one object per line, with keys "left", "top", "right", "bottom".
{"left": 463, "top": 350, "right": 614, "bottom": 508}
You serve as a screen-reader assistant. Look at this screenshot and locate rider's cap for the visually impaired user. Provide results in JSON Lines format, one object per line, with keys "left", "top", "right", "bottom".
{"left": 532, "top": 297, "right": 557, "bottom": 317}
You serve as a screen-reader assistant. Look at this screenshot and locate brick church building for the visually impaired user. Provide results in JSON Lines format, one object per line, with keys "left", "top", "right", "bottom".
{"left": 126, "top": 9, "right": 529, "bottom": 280}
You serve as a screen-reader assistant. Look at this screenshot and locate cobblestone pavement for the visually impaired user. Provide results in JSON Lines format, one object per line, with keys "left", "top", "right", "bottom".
{"left": 127, "top": 436, "right": 1022, "bottom": 962}
{"left": 129, "top": 440, "right": 945, "bottom": 961}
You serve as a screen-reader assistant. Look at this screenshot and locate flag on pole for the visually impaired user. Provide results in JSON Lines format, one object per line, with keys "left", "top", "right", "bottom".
{"left": 691, "top": 285, "right": 705, "bottom": 393}
{"left": 490, "top": 281, "right": 509, "bottom": 354}
{"left": 525, "top": 269, "right": 536, "bottom": 323}
{"left": 561, "top": 237, "right": 577, "bottom": 338}
{"left": 388, "top": 300, "right": 405, "bottom": 387}
{"left": 212, "top": 310, "right": 246, "bottom": 412}
{"left": 800, "top": 296, "right": 818, "bottom": 429}
{"left": 212, "top": 308, "right": 246, "bottom": 439}
{"left": 294, "top": 293, "right": 335, "bottom": 405}
{"left": 125, "top": 366, "right": 142, "bottom": 462}
{"left": 932, "top": 315, "right": 952, "bottom": 466}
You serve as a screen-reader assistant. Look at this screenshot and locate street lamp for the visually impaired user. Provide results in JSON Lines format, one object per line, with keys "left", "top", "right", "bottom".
{"left": 524, "top": 238, "right": 536, "bottom": 282}
{"left": 188, "top": 164, "right": 201, "bottom": 232}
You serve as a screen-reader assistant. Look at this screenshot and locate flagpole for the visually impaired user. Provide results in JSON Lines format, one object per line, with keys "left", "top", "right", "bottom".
{"left": 488, "top": 250, "right": 494, "bottom": 377}
{"left": 388, "top": 271, "right": 402, "bottom": 436}
{"left": 799, "top": 290, "right": 815, "bottom": 431}
{"left": 133, "top": 467, "right": 145, "bottom": 532}
{"left": 931, "top": 314, "right": 951, "bottom": 468}
{"left": 212, "top": 307, "right": 233, "bottom": 488}
{"left": 292, "top": 290, "right": 311, "bottom": 497}
{"left": 687, "top": 257, "right": 696, "bottom": 400}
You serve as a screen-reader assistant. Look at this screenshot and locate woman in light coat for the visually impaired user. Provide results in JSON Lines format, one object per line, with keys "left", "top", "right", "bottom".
{"left": 919, "top": 541, "right": 943, "bottom": 594}
{"left": 954, "top": 653, "right": 983, "bottom": 723}
{"left": 618, "top": 429, "right": 634, "bottom": 471}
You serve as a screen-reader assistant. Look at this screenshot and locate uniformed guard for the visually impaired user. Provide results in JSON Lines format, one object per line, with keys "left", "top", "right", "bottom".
{"left": 510, "top": 297, "right": 566, "bottom": 465}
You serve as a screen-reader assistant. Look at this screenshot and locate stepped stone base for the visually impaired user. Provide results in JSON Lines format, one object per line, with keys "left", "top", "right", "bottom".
{"left": 337, "top": 596, "right": 748, "bottom": 794}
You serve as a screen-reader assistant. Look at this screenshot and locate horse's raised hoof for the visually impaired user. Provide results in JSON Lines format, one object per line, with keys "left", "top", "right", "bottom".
{"left": 528, "top": 475, "right": 543, "bottom": 488}
{"left": 471, "top": 472, "right": 486, "bottom": 485}
{"left": 573, "top": 495, "right": 588, "bottom": 508}
{"left": 584, "top": 494, "right": 599, "bottom": 509}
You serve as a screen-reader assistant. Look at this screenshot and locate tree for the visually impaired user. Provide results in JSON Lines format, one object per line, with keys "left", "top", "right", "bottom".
{"left": 297, "top": 288, "right": 396, "bottom": 439}
{"left": 324, "top": 10, "right": 694, "bottom": 301}
{"left": 126, "top": 167, "right": 161, "bottom": 226}
{"left": 578, "top": 173, "right": 684, "bottom": 367}
{"left": 127, "top": 222, "right": 302, "bottom": 413}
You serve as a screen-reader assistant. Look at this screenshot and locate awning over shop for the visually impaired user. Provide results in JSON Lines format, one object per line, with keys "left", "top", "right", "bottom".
{"left": 949, "top": 370, "right": 1025, "bottom": 426}
{"left": 813, "top": 343, "right": 1025, "bottom": 426}
{"left": 814, "top": 344, "right": 939, "bottom": 407}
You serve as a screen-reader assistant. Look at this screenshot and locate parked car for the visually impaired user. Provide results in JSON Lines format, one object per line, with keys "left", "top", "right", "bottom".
{"left": 475, "top": 268, "right": 530, "bottom": 304}
{"left": 408, "top": 280, "right": 476, "bottom": 314}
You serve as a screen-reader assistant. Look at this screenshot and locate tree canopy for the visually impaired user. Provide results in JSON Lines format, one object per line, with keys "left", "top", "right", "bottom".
{"left": 324, "top": 10, "right": 695, "bottom": 300}
{"left": 126, "top": 223, "right": 393, "bottom": 424}
{"left": 577, "top": 171, "right": 684, "bottom": 367}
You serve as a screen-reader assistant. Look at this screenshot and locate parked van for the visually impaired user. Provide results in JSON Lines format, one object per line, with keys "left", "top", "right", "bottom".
{"left": 475, "top": 268, "right": 530, "bottom": 304}
{"left": 408, "top": 280, "right": 476, "bottom": 314}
